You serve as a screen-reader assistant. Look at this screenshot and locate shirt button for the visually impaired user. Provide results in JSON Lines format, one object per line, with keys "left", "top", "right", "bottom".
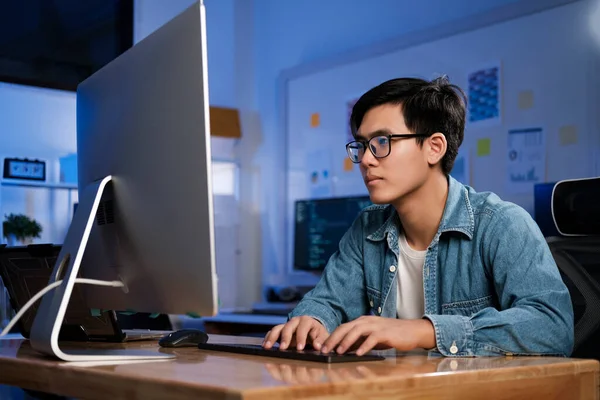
{"left": 449, "top": 342, "right": 458, "bottom": 354}
{"left": 369, "top": 300, "right": 374, "bottom": 307}
{"left": 389, "top": 265, "right": 396, "bottom": 273}
{"left": 377, "top": 307, "right": 382, "bottom": 314}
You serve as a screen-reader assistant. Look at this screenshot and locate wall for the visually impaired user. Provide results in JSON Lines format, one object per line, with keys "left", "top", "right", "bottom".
{"left": 134, "top": 0, "right": 236, "bottom": 109}
{"left": 253, "top": 0, "right": 539, "bottom": 286}
{"left": 0, "top": 75, "right": 78, "bottom": 244}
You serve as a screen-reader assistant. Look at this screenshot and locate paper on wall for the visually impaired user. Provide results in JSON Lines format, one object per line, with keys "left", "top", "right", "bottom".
{"left": 307, "top": 149, "right": 333, "bottom": 198}
{"left": 559, "top": 125, "right": 578, "bottom": 146}
{"left": 467, "top": 62, "right": 501, "bottom": 125}
{"left": 506, "top": 127, "right": 546, "bottom": 194}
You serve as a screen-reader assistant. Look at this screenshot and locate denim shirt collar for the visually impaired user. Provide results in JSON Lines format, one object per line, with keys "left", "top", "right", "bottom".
{"left": 367, "top": 176, "right": 474, "bottom": 243}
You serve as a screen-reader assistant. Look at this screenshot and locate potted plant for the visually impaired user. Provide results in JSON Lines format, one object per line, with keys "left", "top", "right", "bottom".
{"left": 2, "top": 213, "right": 42, "bottom": 246}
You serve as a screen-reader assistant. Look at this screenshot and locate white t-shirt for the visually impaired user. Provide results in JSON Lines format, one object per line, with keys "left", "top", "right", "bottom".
{"left": 396, "top": 232, "right": 426, "bottom": 319}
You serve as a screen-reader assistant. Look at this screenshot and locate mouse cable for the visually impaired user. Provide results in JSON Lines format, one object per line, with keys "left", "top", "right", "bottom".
{"left": 1, "top": 278, "right": 125, "bottom": 337}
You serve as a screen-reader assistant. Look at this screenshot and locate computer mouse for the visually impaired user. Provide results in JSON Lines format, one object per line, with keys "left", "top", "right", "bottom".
{"left": 158, "top": 329, "right": 209, "bottom": 348}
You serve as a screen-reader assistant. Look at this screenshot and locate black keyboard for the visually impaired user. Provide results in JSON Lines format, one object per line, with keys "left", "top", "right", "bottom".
{"left": 197, "top": 343, "right": 385, "bottom": 363}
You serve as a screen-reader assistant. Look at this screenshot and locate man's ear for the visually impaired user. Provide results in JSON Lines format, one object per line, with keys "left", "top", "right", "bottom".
{"left": 427, "top": 133, "right": 447, "bottom": 167}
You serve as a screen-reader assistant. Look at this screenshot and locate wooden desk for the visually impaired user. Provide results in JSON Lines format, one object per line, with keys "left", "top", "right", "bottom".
{"left": 0, "top": 335, "right": 598, "bottom": 400}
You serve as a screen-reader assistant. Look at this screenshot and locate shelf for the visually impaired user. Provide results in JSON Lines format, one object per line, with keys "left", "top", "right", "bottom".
{"left": 0, "top": 179, "right": 77, "bottom": 190}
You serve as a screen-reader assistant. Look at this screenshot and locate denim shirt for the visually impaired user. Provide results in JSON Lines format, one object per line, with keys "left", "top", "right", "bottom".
{"left": 290, "top": 176, "right": 574, "bottom": 357}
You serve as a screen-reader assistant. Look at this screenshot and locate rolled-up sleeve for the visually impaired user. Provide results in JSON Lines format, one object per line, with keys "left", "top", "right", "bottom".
{"left": 425, "top": 205, "right": 574, "bottom": 357}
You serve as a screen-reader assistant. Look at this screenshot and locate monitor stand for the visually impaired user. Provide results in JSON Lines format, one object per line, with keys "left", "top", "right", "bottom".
{"left": 29, "top": 176, "right": 174, "bottom": 362}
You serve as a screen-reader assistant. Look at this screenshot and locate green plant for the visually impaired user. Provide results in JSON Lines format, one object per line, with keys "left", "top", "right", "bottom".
{"left": 2, "top": 213, "right": 42, "bottom": 241}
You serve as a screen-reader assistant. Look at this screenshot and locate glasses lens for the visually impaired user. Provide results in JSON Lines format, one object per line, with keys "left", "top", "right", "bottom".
{"left": 370, "top": 136, "right": 390, "bottom": 158}
{"left": 346, "top": 142, "right": 364, "bottom": 163}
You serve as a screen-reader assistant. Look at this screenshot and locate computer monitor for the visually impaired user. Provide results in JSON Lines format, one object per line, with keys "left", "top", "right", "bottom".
{"left": 29, "top": 1, "right": 217, "bottom": 362}
{"left": 293, "top": 196, "right": 372, "bottom": 271}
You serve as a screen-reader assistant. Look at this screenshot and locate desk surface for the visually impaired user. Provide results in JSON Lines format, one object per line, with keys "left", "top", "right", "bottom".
{"left": 0, "top": 335, "right": 598, "bottom": 400}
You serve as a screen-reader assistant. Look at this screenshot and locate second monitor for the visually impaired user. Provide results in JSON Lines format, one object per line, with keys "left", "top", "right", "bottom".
{"left": 293, "top": 196, "right": 372, "bottom": 272}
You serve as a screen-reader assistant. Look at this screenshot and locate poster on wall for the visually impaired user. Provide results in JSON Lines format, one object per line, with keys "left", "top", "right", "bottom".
{"left": 467, "top": 62, "right": 501, "bottom": 125}
{"left": 307, "top": 148, "right": 333, "bottom": 198}
{"left": 506, "top": 127, "right": 546, "bottom": 194}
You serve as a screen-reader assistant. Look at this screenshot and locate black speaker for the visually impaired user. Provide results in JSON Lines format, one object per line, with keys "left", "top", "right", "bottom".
{"left": 552, "top": 177, "right": 600, "bottom": 236}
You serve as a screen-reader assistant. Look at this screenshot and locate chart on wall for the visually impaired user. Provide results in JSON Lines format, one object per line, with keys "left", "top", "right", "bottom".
{"left": 307, "top": 148, "right": 333, "bottom": 198}
{"left": 467, "top": 63, "right": 501, "bottom": 125}
{"left": 506, "top": 127, "right": 546, "bottom": 194}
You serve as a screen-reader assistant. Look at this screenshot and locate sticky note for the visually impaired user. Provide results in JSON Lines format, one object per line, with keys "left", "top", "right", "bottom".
{"left": 559, "top": 125, "right": 578, "bottom": 146}
{"left": 477, "top": 138, "right": 491, "bottom": 157}
{"left": 518, "top": 90, "right": 534, "bottom": 110}
{"left": 343, "top": 157, "right": 354, "bottom": 171}
{"left": 310, "top": 113, "right": 320, "bottom": 127}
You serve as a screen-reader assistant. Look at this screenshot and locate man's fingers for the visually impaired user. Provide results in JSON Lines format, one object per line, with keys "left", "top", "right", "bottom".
{"left": 336, "top": 325, "right": 369, "bottom": 354}
{"left": 279, "top": 318, "right": 301, "bottom": 350}
{"left": 311, "top": 326, "right": 329, "bottom": 351}
{"left": 356, "top": 334, "right": 380, "bottom": 356}
{"left": 263, "top": 325, "right": 284, "bottom": 348}
{"left": 294, "top": 319, "right": 313, "bottom": 351}
{"left": 321, "top": 322, "right": 354, "bottom": 353}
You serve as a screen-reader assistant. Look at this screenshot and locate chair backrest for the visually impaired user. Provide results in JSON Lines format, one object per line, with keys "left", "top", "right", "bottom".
{"left": 549, "top": 177, "right": 600, "bottom": 358}
{"left": 547, "top": 237, "right": 600, "bottom": 358}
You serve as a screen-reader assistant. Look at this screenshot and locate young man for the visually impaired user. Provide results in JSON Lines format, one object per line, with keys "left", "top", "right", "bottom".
{"left": 263, "top": 77, "right": 574, "bottom": 357}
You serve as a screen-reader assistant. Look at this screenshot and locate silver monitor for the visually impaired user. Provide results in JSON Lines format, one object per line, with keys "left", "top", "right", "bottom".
{"left": 30, "top": 1, "right": 217, "bottom": 362}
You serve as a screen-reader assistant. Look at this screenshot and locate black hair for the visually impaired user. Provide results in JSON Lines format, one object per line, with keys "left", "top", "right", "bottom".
{"left": 350, "top": 76, "right": 467, "bottom": 175}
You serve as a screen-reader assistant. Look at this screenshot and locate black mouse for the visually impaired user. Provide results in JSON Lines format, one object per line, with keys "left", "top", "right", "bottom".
{"left": 158, "top": 329, "right": 209, "bottom": 348}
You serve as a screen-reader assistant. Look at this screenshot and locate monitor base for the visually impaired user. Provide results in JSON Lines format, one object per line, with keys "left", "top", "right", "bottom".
{"left": 28, "top": 176, "right": 172, "bottom": 362}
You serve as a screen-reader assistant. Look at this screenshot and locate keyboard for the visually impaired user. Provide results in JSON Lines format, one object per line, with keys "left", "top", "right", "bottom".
{"left": 197, "top": 343, "right": 385, "bottom": 363}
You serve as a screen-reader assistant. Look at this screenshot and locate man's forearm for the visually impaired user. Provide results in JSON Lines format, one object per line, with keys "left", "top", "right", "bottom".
{"left": 416, "top": 318, "right": 436, "bottom": 349}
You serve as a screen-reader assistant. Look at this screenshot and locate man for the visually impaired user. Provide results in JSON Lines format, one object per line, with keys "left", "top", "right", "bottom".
{"left": 263, "top": 76, "right": 574, "bottom": 357}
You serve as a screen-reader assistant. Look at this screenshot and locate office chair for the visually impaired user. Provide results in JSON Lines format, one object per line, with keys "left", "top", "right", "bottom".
{"left": 547, "top": 177, "right": 600, "bottom": 359}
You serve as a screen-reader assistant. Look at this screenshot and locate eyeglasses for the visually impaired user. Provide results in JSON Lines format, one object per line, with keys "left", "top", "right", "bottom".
{"left": 345, "top": 134, "right": 430, "bottom": 163}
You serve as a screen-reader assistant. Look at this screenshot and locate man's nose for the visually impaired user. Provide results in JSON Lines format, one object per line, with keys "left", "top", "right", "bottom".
{"left": 361, "top": 146, "right": 377, "bottom": 167}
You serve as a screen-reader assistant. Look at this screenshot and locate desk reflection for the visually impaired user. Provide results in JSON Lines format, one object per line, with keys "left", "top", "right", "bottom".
{"left": 262, "top": 351, "right": 573, "bottom": 385}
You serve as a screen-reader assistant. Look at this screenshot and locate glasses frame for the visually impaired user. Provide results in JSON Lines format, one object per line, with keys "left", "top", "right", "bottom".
{"left": 345, "top": 133, "right": 431, "bottom": 164}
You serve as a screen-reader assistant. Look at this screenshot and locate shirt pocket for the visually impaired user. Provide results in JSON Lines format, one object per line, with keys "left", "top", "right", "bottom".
{"left": 441, "top": 295, "right": 494, "bottom": 317}
{"left": 366, "top": 286, "right": 382, "bottom": 315}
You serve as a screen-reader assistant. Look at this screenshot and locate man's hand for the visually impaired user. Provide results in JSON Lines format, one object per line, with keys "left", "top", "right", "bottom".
{"left": 262, "top": 316, "right": 329, "bottom": 351}
{"left": 320, "top": 316, "right": 436, "bottom": 356}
